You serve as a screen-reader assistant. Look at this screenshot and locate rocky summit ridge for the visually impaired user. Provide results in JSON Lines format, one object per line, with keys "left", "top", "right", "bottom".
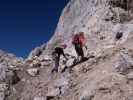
{"left": 1, "top": 0, "right": 133, "bottom": 100}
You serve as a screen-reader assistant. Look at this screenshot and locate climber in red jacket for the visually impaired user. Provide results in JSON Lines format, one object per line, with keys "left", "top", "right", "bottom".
{"left": 72, "top": 32, "right": 87, "bottom": 61}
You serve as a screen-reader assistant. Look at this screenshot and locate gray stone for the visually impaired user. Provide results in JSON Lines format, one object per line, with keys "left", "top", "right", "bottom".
{"left": 80, "top": 95, "right": 94, "bottom": 100}
{"left": 0, "top": 83, "right": 8, "bottom": 100}
{"left": 127, "top": 72, "right": 133, "bottom": 80}
{"left": 114, "top": 53, "right": 133, "bottom": 74}
{"left": 0, "top": 92, "right": 5, "bottom": 100}
{"left": 28, "top": 47, "right": 42, "bottom": 58}
{"left": 27, "top": 68, "right": 39, "bottom": 76}
{"left": 46, "top": 87, "right": 60, "bottom": 97}
{"left": 66, "top": 58, "right": 75, "bottom": 67}
{"left": 34, "top": 97, "right": 45, "bottom": 100}
{"left": 0, "top": 64, "right": 7, "bottom": 82}
{"left": 54, "top": 77, "right": 69, "bottom": 88}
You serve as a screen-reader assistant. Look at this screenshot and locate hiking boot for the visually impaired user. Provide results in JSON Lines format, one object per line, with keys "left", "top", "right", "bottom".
{"left": 81, "top": 57, "right": 88, "bottom": 61}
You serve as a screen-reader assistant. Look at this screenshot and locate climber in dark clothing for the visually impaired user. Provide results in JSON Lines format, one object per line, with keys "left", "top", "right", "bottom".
{"left": 51, "top": 45, "right": 67, "bottom": 73}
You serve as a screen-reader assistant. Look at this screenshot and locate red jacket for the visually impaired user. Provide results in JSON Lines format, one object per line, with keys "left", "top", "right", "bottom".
{"left": 72, "top": 33, "right": 86, "bottom": 46}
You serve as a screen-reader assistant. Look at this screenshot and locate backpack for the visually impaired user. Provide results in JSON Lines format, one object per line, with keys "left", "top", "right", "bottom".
{"left": 72, "top": 33, "right": 86, "bottom": 46}
{"left": 72, "top": 34, "right": 80, "bottom": 44}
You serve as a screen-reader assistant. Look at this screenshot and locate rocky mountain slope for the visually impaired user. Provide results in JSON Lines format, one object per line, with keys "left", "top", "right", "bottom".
{"left": 1, "top": 0, "right": 133, "bottom": 100}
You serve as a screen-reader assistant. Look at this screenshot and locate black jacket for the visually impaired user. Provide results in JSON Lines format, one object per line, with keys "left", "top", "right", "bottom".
{"left": 53, "top": 47, "right": 66, "bottom": 58}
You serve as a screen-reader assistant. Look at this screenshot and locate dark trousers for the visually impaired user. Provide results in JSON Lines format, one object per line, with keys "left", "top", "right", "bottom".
{"left": 52, "top": 56, "right": 60, "bottom": 72}
{"left": 74, "top": 43, "right": 84, "bottom": 59}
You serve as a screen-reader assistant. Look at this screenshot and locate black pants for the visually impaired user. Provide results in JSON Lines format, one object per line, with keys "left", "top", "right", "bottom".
{"left": 53, "top": 56, "right": 60, "bottom": 72}
{"left": 74, "top": 43, "right": 84, "bottom": 59}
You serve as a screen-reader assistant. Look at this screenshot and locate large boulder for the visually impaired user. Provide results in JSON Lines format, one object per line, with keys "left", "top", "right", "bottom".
{"left": 114, "top": 51, "right": 133, "bottom": 74}
{"left": 46, "top": 86, "right": 60, "bottom": 99}
{"left": 126, "top": 72, "right": 133, "bottom": 80}
{"left": 0, "top": 64, "right": 7, "bottom": 82}
{"left": 28, "top": 44, "right": 46, "bottom": 59}
{"left": 0, "top": 83, "right": 9, "bottom": 100}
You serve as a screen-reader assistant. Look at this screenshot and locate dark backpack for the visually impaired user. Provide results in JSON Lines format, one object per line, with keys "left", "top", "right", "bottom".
{"left": 72, "top": 34, "right": 80, "bottom": 44}
{"left": 72, "top": 33, "right": 86, "bottom": 46}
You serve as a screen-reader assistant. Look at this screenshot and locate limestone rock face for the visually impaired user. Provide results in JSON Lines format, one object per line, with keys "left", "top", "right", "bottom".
{"left": 0, "top": 83, "right": 8, "bottom": 100}
{"left": 0, "top": 50, "right": 22, "bottom": 100}
{"left": 1, "top": 0, "right": 133, "bottom": 100}
{"left": 48, "top": 0, "right": 133, "bottom": 55}
{"left": 28, "top": 44, "right": 46, "bottom": 59}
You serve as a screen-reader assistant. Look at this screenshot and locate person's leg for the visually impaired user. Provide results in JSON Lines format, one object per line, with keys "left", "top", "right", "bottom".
{"left": 75, "top": 44, "right": 80, "bottom": 56}
{"left": 55, "top": 58, "right": 59, "bottom": 72}
{"left": 75, "top": 44, "right": 85, "bottom": 62}
{"left": 52, "top": 57, "right": 59, "bottom": 73}
{"left": 79, "top": 46, "right": 84, "bottom": 60}
{"left": 75, "top": 44, "right": 84, "bottom": 61}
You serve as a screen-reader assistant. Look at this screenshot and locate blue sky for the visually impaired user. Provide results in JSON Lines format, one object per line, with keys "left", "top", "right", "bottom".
{"left": 0, "top": 0, "right": 69, "bottom": 58}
